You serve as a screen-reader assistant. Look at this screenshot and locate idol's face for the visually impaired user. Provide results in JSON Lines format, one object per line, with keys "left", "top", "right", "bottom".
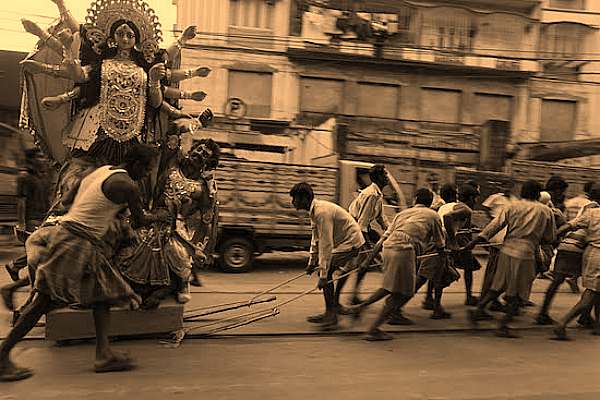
{"left": 190, "top": 143, "right": 213, "bottom": 163}
{"left": 114, "top": 23, "right": 136, "bottom": 50}
{"left": 167, "top": 134, "right": 180, "bottom": 150}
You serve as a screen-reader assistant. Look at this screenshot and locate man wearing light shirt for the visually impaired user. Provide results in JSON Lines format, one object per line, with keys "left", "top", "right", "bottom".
{"left": 290, "top": 182, "right": 365, "bottom": 330}
{"left": 478, "top": 181, "right": 518, "bottom": 314}
{"left": 348, "top": 164, "right": 389, "bottom": 304}
{"left": 467, "top": 180, "right": 556, "bottom": 338}
{"left": 350, "top": 189, "right": 445, "bottom": 340}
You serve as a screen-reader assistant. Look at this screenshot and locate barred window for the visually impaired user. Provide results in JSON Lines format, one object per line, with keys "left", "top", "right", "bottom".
{"left": 420, "top": 7, "right": 473, "bottom": 51}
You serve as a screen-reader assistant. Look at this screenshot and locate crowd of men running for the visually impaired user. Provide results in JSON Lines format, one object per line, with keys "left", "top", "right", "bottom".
{"left": 2, "top": 159, "right": 599, "bottom": 381}
{"left": 290, "top": 166, "right": 600, "bottom": 341}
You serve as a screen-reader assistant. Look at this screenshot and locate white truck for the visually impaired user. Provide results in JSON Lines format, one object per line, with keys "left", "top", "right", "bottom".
{"left": 213, "top": 157, "right": 406, "bottom": 272}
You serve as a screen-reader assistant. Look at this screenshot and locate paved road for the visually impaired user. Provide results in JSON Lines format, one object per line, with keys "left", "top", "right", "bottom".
{"left": 0, "top": 246, "right": 587, "bottom": 339}
{"left": 1, "top": 242, "right": 598, "bottom": 399}
{"left": 1, "top": 331, "right": 599, "bottom": 400}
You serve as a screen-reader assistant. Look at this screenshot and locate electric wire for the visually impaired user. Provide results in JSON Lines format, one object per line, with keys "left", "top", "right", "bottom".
{"left": 1, "top": 20, "right": 600, "bottom": 60}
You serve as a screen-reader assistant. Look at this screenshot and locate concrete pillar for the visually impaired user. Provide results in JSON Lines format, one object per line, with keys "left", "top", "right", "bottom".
{"left": 512, "top": 82, "right": 529, "bottom": 146}
{"left": 530, "top": 96, "right": 542, "bottom": 143}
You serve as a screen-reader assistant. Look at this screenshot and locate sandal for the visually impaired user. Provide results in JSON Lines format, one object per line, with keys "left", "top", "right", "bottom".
{"left": 465, "top": 297, "right": 479, "bottom": 306}
{"left": 0, "top": 366, "right": 34, "bottom": 382}
{"left": 493, "top": 327, "right": 520, "bottom": 338}
{"left": 306, "top": 314, "right": 326, "bottom": 324}
{"left": 430, "top": 309, "right": 452, "bottom": 319}
{"left": 550, "top": 326, "right": 571, "bottom": 341}
{"left": 94, "top": 353, "right": 136, "bottom": 373}
{"left": 365, "top": 329, "right": 393, "bottom": 341}
{"left": 320, "top": 314, "right": 338, "bottom": 331}
{"left": 387, "top": 314, "right": 414, "bottom": 325}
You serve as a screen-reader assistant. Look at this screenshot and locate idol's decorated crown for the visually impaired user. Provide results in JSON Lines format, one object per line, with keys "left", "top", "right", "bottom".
{"left": 85, "top": 0, "right": 163, "bottom": 45}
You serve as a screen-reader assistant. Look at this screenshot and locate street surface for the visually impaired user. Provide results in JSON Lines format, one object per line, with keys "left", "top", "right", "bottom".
{"left": 1, "top": 237, "right": 599, "bottom": 399}
{"left": 1, "top": 332, "right": 600, "bottom": 400}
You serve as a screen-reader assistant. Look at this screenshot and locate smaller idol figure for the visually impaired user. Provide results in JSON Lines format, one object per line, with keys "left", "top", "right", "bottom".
{"left": 118, "top": 136, "right": 220, "bottom": 306}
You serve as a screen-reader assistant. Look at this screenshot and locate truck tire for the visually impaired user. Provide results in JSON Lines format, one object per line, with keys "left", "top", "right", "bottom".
{"left": 219, "top": 237, "right": 254, "bottom": 273}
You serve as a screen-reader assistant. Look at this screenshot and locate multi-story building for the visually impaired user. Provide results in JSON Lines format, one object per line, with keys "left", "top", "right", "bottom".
{"left": 172, "top": 0, "right": 600, "bottom": 194}
{"left": 523, "top": 0, "right": 600, "bottom": 166}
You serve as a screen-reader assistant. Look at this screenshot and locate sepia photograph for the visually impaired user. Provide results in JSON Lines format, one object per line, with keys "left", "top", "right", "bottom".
{"left": 1, "top": 0, "right": 600, "bottom": 398}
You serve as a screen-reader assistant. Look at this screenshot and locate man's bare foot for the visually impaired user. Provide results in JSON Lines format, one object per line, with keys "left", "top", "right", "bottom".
{"left": 95, "top": 350, "right": 135, "bottom": 373}
{"left": 177, "top": 281, "right": 192, "bottom": 304}
{"left": 364, "top": 328, "right": 393, "bottom": 341}
{"left": 0, "top": 361, "right": 34, "bottom": 382}
{"left": 125, "top": 294, "right": 142, "bottom": 310}
{"left": 551, "top": 325, "right": 571, "bottom": 341}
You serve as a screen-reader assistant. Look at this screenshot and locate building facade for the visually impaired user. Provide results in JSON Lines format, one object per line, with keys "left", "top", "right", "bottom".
{"left": 172, "top": 0, "right": 600, "bottom": 194}
{"left": 525, "top": 0, "right": 600, "bottom": 165}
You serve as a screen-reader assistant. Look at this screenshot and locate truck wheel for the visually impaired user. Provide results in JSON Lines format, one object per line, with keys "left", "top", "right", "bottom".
{"left": 219, "top": 238, "right": 254, "bottom": 273}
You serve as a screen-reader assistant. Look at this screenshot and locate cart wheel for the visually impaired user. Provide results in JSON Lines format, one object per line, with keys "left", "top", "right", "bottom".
{"left": 219, "top": 237, "right": 254, "bottom": 273}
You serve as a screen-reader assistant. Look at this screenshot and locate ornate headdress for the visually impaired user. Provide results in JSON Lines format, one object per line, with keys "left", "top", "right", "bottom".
{"left": 85, "top": 0, "right": 163, "bottom": 48}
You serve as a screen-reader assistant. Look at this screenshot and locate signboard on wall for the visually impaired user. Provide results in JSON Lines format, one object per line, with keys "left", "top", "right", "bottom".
{"left": 225, "top": 98, "right": 247, "bottom": 120}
